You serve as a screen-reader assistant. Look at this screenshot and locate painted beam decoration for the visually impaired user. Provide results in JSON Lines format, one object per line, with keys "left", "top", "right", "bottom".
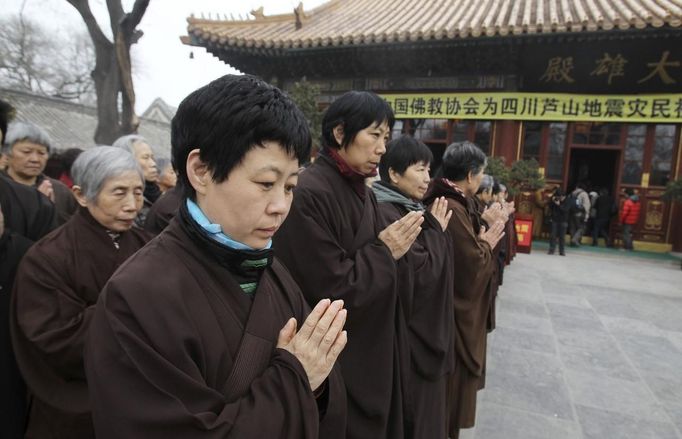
{"left": 380, "top": 93, "right": 682, "bottom": 123}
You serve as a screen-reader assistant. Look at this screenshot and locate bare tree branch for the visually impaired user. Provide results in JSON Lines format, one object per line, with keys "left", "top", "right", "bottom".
{"left": 65, "top": 0, "right": 112, "bottom": 49}
{"left": 0, "top": 15, "right": 95, "bottom": 103}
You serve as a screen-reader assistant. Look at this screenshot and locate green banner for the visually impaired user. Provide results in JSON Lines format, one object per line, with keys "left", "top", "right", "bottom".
{"left": 380, "top": 93, "right": 682, "bottom": 123}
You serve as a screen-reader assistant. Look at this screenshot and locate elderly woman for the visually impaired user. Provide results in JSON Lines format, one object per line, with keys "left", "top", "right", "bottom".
{"left": 10, "top": 146, "right": 151, "bottom": 438}
{"left": 371, "top": 135, "right": 454, "bottom": 438}
{"left": 275, "top": 91, "right": 424, "bottom": 439}
{"left": 423, "top": 141, "right": 506, "bottom": 439}
{"left": 3, "top": 121, "right": 78, "bottom": 224}
{"left": 112, "top": 134, "right": 159, "bottom": 227}
{"left": 85, "top": 75, "right": 347, "bottom": 438}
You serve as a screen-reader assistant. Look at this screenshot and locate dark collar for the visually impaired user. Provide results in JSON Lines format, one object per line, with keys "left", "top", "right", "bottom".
{"left": 319, "top": 148, "right": 372, "bottom": 199}
{"left": 177, "top": 200, "right": 273, "bottom": 279}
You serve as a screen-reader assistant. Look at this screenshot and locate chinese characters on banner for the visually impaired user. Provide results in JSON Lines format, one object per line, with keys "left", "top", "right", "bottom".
{"left": 380, "top": 93, "right": 682, "bottom": 122}
{"left": 514, "top": 219, "right": 533, "bottom": 254}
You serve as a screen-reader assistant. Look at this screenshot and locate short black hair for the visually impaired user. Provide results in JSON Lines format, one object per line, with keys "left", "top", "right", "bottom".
{"left": 0, "top": 100, "right": 15, "bottom": 145}
{"left": 624, "top": 187, "right": 634, "bottom": 196}
{"left": 321, "top": 91, "right": 394, "bottom": 150}
{"left": 441, "top": 141, "right": 487, "bottom": 182}
{"left": 171, "top": 74, "right": 311, "bottom": 198}
{"left": 379, "top": 135, "right": 433, "bottom": 182}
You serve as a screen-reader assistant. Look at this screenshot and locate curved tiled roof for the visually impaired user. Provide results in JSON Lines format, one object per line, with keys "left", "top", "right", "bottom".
{"left": 1, "top": 88, "right": 171, "bottom": 158}
{"left": 185, "top": 0, "right": 682, "bottom": 50}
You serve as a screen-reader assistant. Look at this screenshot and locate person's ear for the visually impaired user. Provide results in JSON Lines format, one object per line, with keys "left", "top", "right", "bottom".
{"left": 71, "top": 185, "right": 88, "bottom": 208}
{"left": 388, "top": 167, "right": 400, "bottom": 185}
{"left": 333, "top": 124, "right": 345, "bottom": 147}
{"left": 466, "top": 170, "right": 474, "bottom": 184}
{"left": 186, "top": 149, "right": 211, "bottom": 196}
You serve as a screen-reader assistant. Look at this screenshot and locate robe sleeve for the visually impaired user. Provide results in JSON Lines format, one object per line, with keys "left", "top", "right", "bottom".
{"left": 410, "top": 212, "right": 448, "bottom": 283}
{"left": 275, "top": 188, "right": 396, "bottom": 310}
{"left": 13, "top": 254, "right": 93, "bottom": 380}
{"left": 85, "top": 281, "right": 322, "bottom": 439}
{"left": 447, "top": 204, "right": 494, "bottom": 287}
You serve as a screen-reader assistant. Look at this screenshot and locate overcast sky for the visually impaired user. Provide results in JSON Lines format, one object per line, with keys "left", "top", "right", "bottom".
{"left": 2, "top": 0, "right": 327, "bottom": 112}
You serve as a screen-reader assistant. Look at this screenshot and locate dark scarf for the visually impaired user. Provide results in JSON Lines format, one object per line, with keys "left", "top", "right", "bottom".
{"left": 144, "top": 181, "right": 162, "bottom": 204}
{"left": 320, "top": 148, "right": 373, "bottom": 199}
{"left": 177, "top": 201, "right": 272, "bottom": 296}
{"left": 371, "top": 180, "right": 424, "bottom": 212}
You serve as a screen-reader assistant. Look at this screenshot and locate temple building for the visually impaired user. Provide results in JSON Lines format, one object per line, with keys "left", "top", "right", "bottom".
{"left": 182, "top": 0, "right": 682, "bottom": 252}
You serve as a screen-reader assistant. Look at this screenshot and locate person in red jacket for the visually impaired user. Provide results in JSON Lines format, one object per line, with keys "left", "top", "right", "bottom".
{"left": 620, "top": 188, "right": 641, "bottom": 250}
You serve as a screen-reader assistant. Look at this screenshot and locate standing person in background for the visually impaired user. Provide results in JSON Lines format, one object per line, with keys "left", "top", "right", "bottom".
{"left": 372, "top": 135, "right": 454, "bottom": 439}
{"left": 592, "top": 187, "right": 615, "bottom": 247}
{"left": 275, "top": 91, "right": 422, "bottom": 439}
{"left": 112, "top": 134, "right": 159, "bottom": 227}
{"left": 10, "top": 146, "right": 150, "bottom": 438}
{"left": 3, "top": 122, "right": 78, "bottom": 225}
{"left": 548, "top": 187, "right": 570, "bottom": 256}
{"left": 569, "top": 183, "right": 590, "bottom": 247}
{"left": 423, "top": 141, "right": 505, "bottom": 439}
{"left": 620, "top": 188, "right": 641, "bottom": 251}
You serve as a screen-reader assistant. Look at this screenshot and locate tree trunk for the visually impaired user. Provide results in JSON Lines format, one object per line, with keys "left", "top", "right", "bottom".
{"left": 66, "top": 0, "right": 149, "bottom": 145}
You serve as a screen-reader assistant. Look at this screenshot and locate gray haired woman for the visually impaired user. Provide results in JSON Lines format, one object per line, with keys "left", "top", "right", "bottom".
{"left": 113, "top": 134, "right": 160, "bottom": 227}
{"left": 3, "top": 121, "right": 78, "bottom": 224}
{"left": 10, "top": 146, "right": 151, "bottom": 438}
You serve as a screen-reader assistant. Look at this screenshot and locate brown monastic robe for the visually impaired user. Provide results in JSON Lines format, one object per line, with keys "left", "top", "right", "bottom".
{"left": 424, "top": 179, "right": 496, "bottom": 438}
{"left": 470, "top": 196, "right": 501, "bottom": 334}
{"left": 374, "top": 186, "right": 455, "bottom": 439}
{"left": 505, "top": 212, "right": 517, "bottom": 264}
{"left": 274, "top": 155, "right": 408, "bottom": 439}
{"left": 84, "top": 213, "right": 346, "bottom": 439}
{"left": 144, "top": 183, "right": 183, "bottom": 235}
{"left": 0, "top": 175, "right": 56, "bottom": 439}
{"left": 10, "top": 209, "right": 150, "bottom": 438}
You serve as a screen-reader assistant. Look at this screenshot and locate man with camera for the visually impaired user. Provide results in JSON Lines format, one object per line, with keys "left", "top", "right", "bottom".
{"left": 548, "top": 188, "right": 570, "bottom": 256}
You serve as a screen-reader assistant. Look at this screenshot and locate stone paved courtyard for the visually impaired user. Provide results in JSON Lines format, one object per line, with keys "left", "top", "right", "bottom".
{"left": 460, "top": 247, "right": 682, "bottom": 439}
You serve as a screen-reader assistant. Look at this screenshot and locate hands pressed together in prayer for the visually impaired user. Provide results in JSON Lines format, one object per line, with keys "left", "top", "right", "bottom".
{"left": 378, "top": 211, "right": 424, "bottom": 260}
{"left": 37, "top": 179, "right": 55, "bottom": 203}
{"left": 430, "top": 196, "right": 453, "bottom": 232}
{"left": 277, "top": 299, "right": 348, "bottom": 391}
{"left": 503, "top": 201, "right": 515, "bottom": 216}
{"left": 479, "top": 220, "right": 506, "bottom": 249}
{"left": 482, "top": 203, "right": 509, "bottom": 226}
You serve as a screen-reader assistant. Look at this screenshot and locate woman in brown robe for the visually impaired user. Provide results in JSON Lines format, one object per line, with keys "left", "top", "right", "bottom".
{"left": 84, "top": 75, "right": 347, "bottom": 438}
{"left": 371, "top": 135, "right": 455, "bottom": 438}
{"left": 274, "top": 91, "right": 424, "bottom": 439}
{"left": 10, "top": 146, "right": 151, "bottom": 438}
{"left": 423, "top": 141, "right": 506, "bottom": 439}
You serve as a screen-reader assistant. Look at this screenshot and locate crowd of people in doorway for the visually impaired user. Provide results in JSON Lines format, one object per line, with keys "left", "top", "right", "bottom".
{"left": 2, "top": 75, "right": 523, "bottom": 439}
{"left": 546, "top": 181, "right": 642, "bottom": 256}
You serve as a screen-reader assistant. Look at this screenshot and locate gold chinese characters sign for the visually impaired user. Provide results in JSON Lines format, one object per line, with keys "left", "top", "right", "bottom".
{"left": 380, "top": 93, "right": 682, "bottom": 123}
